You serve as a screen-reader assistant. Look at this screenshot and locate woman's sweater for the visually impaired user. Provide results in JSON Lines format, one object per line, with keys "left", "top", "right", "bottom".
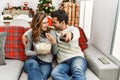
{"left": 24, "top": 29, "right": 58, "bottom": 63}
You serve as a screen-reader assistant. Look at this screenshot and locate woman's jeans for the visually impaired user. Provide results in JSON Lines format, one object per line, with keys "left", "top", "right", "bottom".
{"left": 51, "top": 56, "right": 87, "bottom": 80}
{"left": 23, "top": 56, "right": 52, "bottom": 80}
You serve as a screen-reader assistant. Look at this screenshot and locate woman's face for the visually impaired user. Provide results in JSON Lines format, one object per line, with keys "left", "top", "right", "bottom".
{"left": 41, "top": 17, "right": 48, "bottom": 31}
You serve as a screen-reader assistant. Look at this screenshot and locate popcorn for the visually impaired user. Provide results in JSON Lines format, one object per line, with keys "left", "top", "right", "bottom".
{"left": 35, "top": 43, "right": 51, "bottom": 55}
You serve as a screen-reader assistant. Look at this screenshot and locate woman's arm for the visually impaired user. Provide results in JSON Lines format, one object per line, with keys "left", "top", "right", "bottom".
{"left": 46, "top": 30, "right": 58, "bottom": 55}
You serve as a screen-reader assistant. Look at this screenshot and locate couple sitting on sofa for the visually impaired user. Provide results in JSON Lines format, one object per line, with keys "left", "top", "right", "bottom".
{"left": 22, "top": 10, "right": 87, "bottom": 80}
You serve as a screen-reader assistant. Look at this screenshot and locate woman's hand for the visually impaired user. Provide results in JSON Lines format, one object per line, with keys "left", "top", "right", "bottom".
{"left": 36, "top": 51, "right": 50, "bottom": 56}
{"left": 45, "top": 33, "right": 56, "bottom": 45}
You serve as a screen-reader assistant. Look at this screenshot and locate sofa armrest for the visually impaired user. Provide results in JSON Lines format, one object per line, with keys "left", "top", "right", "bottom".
{"left": 84, "top": 43, "right": 119, "bottom": 80}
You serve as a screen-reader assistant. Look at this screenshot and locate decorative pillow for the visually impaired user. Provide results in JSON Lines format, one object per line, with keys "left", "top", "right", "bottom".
{"left": 35, "top": 43, "right": 51, "bottom": 55}
{"left": 77, "top": 27, "right": 88, "bottom": 52}
{"left": 0, "top": 32, "right": 7, "bottom": 65}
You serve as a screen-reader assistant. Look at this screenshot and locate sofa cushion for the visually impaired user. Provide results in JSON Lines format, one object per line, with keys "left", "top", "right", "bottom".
{"left": 0, "top": 26, "right": 29, "bottom": 61}
{"left": 86, "top": 68, "right": 100, "bottom": 80}
{"left": 0, "top": 32, "right": 7, "bottom": 65}
{"left": 0, "top": 49, "right": 6, "bottom": 65}
{"left": 0, "top": 59, "right": 24, "bottom": 80}
{"left": 84, "top": 43, "right": 119, "bottom": 80}
{"left": 19, "top": 68, "right": 100, "bottom": 80}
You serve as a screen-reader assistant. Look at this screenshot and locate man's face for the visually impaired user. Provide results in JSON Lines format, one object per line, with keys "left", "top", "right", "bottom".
{"left": 52, "top": 17, "right": 63, "bottom": 31}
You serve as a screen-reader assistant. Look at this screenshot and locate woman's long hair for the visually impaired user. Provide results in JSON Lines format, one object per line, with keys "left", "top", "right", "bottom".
{"left": 31, "top": 12, "right": 48, "bottom": 42}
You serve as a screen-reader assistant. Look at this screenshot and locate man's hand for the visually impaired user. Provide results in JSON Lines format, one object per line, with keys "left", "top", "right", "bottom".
{"left": 61, "top": 32, "right": 73, "bottom": 42}
{"left": 22, "top": 35, "right": 29, "bottom": 47}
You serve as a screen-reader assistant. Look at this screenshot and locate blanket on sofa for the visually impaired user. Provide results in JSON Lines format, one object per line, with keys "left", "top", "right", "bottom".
{"left": 0, "top": 26, "right": 29, "bottom": 61}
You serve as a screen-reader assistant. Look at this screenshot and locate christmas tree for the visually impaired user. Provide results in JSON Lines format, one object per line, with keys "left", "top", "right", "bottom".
{"left": 37, "top": 0, "right": 55, "bottom": 14}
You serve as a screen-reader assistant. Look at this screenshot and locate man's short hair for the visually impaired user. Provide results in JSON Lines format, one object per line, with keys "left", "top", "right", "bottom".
{"left": 50, "top": 10, "right": 68, "bottom": 24}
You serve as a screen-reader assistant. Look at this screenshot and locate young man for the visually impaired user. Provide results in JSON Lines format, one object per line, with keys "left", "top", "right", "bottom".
{"left": 50, "top": 10, "right": 87, "bottom": 80}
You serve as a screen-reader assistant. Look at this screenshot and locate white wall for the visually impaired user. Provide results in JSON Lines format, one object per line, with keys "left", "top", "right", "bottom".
{"left": 90, "top": 0, "right": 118, "bottom": 55}
{"left": 52, "top": 0, "right": 62, "bottom": 10}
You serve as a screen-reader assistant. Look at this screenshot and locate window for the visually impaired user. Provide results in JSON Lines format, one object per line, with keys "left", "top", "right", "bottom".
{"left": 111, "top": 0, "right": 120, "bottom": 61}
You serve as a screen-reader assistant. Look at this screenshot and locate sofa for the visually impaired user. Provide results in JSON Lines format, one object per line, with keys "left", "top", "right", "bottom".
{"left": 0, "top": 26, "right": 119, "bottom": 80}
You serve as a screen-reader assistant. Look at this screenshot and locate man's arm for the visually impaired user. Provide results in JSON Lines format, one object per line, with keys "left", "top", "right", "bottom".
{"left": 22, "top": 29, "right": 32, "bottom": 47}
{"left": 22, "top": 35, "right": 28, "bottom": 47}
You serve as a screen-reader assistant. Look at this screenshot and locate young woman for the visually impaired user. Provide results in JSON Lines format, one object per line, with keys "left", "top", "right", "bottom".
{"left": 23, "top": 12, "right": 58, "bottom": 80}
